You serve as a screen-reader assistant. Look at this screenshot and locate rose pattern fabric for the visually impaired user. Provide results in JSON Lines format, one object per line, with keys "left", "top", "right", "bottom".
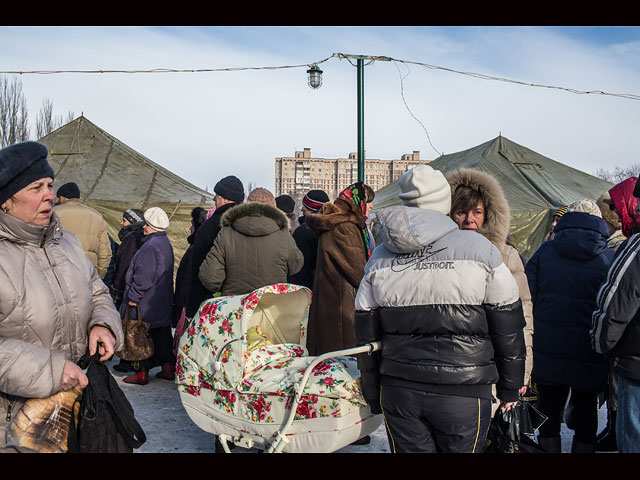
{"left": 176, "top": 284, "right": 367, "bottom": 422}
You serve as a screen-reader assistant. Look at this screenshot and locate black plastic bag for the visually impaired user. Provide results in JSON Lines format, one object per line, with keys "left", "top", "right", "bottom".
{"left": 484, "top": 401, "right": 548, "bottom": 453}
{"left": 68, "top": 353, "right": 146, "bottom": 453}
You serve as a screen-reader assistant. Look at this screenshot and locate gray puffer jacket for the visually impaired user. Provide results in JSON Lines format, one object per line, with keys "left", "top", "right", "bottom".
{"left": 0, "top": 211, "right": 123, "bottom": 446}
{"left": 199, "top": 202, "right": 303, "bottom": 297}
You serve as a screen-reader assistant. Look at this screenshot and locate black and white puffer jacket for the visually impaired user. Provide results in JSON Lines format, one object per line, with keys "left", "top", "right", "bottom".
{"left": 354, "top": 205, "right": 526, "bottom": 413}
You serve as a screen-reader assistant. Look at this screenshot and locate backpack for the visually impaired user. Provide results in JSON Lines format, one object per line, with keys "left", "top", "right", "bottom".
{"left": 68, "top": 353, "right": 147, "bottom": 453}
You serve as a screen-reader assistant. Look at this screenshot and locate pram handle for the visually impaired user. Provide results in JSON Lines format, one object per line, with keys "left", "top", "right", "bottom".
{"left": 265, "top": 342, "right": 381, "bottom": 453}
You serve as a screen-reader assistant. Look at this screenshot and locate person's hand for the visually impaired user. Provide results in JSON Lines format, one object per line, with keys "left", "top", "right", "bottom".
{"left": 499, "top": 400, "right": 518, "bottom": 412}
{"left": 89, "top": 325, "right": 116, "bottom": 361}
{"left": 62, "top": 360, "right": 89, "bottom": 391}
{"left": 518, "top": 385, "right": 528, "bottom": 396}
{"left": 128, "top": 301, "right": 137, "bottom": 306}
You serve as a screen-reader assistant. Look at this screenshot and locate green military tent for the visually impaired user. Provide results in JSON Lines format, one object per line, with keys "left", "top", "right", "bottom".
{"left": 372, "top": 135, "right": 614, "bottom": 258}
{"left": 38, "top": 115, "right": 214, "bottom": 274}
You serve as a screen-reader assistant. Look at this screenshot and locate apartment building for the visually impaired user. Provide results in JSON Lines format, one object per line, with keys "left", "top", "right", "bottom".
{"left": 274, "top": 148, "right": 426, "bottom": 204}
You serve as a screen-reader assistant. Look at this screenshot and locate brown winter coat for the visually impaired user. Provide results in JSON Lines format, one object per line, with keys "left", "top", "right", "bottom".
{"left": 305, "top": 198, "right": 369, "bottom": 356}
{"left": 0, "top": 211, "right": 123, "bottom": 447}
{"left": 198, "top": 202, "right": 303, "bottom": 296}
{"left": 54, "top": 198, "right": 112, "bottom": 278}
{"left": 446, "top": 168, "right": 534, "bottom": 392}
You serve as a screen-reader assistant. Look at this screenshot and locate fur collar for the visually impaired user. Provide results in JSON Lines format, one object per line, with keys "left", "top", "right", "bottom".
{"left": 446, "top": 168, "right": 511, "bottom": 248}
{"left": 304, "top": 198, "right": 365, "bottom": 236}
{"left": 221, "top": 201, "right": 289, "bottom": 230}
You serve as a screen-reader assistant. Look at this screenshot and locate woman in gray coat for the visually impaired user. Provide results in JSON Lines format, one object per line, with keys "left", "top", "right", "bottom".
{"left": 0, "top": 142, "right": 123, "bottom": 451}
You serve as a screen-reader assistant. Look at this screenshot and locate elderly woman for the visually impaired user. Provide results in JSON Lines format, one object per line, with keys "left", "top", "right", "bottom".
{"left": 305, "top": 182, "right": 375, "bottom": 356}
{"left": 446, "top": 168, "right": 533, "bottom": 408}
{"left": 0, "top": 141, "right": 123, "bottom": 450}
{"left": 120, "top": 207, "right": 176, "bottom": 385}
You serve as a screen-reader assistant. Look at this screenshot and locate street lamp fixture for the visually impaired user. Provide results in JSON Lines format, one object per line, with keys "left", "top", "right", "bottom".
{"left": 307, "top": 64, "right": 323, "bottom": 89}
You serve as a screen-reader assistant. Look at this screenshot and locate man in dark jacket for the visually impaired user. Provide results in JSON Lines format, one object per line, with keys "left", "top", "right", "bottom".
{"left": 591, "top": 188, "right": 640, "bottom": 453}
{"left": 287, "top": 189, "right": 329, "bottom": 289}
{"left": 354, "top": 165, "right": 526, "bottom": 453}
{"left": 185, "top": 175, "right": 244, "bottom": 319}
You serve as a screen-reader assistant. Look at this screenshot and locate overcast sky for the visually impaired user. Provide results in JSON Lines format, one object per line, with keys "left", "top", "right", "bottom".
{"left": 2, "top": 26, "right": 639, "bottom": 193}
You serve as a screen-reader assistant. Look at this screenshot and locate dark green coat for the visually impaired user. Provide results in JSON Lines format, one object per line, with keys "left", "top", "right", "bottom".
{"left": 198, "top": 202, "right": 303, "bottom": 296}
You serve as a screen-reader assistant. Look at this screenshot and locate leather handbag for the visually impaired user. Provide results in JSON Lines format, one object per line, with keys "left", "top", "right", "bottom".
{"left": 116, "top": 304, "right": 154, "bottom": 362}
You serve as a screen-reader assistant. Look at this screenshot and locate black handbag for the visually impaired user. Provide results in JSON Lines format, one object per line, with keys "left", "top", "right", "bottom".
{"left": 484, "top": 400, "right": 548, "bottom": 453}
{"left": 116, "top": 304, "right": 154, "bottom": 362}
{"left": 68, "top": 353, "right": 146, "bottom": 453}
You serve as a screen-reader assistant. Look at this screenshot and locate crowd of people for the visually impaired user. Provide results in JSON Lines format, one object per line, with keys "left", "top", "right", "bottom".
{"left": 0, "top": 140, "right": 639, "bottom": 454}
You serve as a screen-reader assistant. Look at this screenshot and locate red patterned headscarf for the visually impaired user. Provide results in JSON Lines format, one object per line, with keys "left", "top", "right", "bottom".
{"left": 339, "top": 182, "right": 372, "bottom": 259}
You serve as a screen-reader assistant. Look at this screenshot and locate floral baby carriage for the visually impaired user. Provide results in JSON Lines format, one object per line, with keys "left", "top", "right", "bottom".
{"left": 175, "top": 283, "right": 382, "bottom": 453}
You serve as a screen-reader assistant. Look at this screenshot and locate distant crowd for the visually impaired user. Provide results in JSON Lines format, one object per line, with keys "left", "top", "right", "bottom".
{"left": 1, "top": 140, "right": 639, "bottom": 454}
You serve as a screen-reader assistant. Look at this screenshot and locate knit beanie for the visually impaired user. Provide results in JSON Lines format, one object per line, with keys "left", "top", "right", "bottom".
{"left": 302, "top": 189, "right": 330, "bottom": 212}
{"left": 247, "top": 187, "right": 276, "bottom": 208}
{"left": 214, "top": 175, "right": 245, "bottom": 204}
{"left": 144, "top": 207, "right": 170, "bottom": 231}
{"left": 123, "top": 208, "right": 145, "bottom": 225}
{"left": 56, "top": 181, "right": 81, "bottom": 199}
{"left": 397, "top": 165, "right": 451, "bottom": 214}
{"left": 0, "top": 141, "right": 55, "bottom": 205}
{"left": 275, "top": 194, "right": 295, "bottom": 214}
{"left": 553, "top": 205, "right": 568, "bottom": 218}
{"left": 567, "top": 199, "right": 602, "bottom": 218}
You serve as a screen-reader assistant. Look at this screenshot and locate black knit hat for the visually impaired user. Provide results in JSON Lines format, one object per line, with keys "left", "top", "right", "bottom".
{"left": 191, "top": 206, "right": 207, "bottom": 231}
{"left": 214, "top": 175, "right": 244, "bottom": 204}
{"left": 123, "top": 208, "right": 145, "bottom": 224}
{"left": 56, "top": 181, "right": 80, "bottom": 199}
{"left": 0, "top": 141, "right": 55, "bottom": 205}
{"left": 303, "top": 189, "right": 330, "bottom": 212}
{"left": 275, "top": 194, "right": 295, "bottom": 214}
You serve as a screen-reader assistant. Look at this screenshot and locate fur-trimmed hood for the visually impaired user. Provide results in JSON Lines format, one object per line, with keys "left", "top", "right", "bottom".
{"left": 304, "top": 197, "right": 365, "bottom": 237}
{"left": 445, "top": 168, "right": 511, "bottom": 248}
{"left": 221, "top": 201, "right": 289, "bottom": 236}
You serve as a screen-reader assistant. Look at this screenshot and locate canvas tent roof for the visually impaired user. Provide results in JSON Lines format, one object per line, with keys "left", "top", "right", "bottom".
{"left": 372, "top": 135, "right": 613, "bottom": 257}
{"left": 38, "top": 115, "right": 214, "bottom": 269}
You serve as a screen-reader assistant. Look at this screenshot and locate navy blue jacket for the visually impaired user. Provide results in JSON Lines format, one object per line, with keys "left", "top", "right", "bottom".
{"left": 526, "top": 212, "right": 614, "bottom": 391}
{"left": 120, "top": 231, "right": 175, "bottom": 329}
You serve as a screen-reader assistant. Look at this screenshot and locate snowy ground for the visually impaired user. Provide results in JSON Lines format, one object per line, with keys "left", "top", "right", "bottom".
{"left": 105, "top": 357, "right": 610, "bottom": 454}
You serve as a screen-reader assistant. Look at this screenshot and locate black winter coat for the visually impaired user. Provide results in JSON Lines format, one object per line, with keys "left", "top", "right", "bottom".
{"left": 112, "top": 223, "right": 145, "bottom": 307}
{"left": 185, "top": 202, "right": 237, "bottom": 318}
{"left": 287, "top": 219, "right": 318, "bottom": 290}
{"left": 592, "top": 233, "right": 640, "bottom": 384}
{"left": 526, "top": 212, "right": 613, "bottom": 392}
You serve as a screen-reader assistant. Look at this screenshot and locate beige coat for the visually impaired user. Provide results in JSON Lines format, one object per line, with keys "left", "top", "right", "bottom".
{"left": 446, "top": 168, "right": 534, "bottom": 393}
{"left": 54, "top": 198, "right": 112, "bottom": 278}
{"left": 0, "top": 211, "right": 123, "bottom": 447}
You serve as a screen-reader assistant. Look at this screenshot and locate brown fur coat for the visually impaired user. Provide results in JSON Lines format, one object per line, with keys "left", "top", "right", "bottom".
{"left": 446, "top": 168, "right": 534, "bottom": 391}
{"left": 304, "top": 198, "right": 368, "bottom": 355}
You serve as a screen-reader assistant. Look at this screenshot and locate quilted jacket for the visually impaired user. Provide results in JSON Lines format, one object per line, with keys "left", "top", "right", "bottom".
{"left": 354, "top": 205, "right": 526, "bottom": 412}
{"left": 0, "top": 211, "right": 123, "bottom": 446}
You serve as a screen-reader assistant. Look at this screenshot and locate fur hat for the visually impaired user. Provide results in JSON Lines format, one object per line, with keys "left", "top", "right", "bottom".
{"left": 0, "top": 141, "right": 55, "bottom": 205}
{"left": 56, "top": 182, "right": 80, "bottom": 199}
{"left": 275, "top": 194, "right": 295, "bottom": 214}
{"left": 144, "top": 207, "right": 170, "bottom": 231}
{"left": 397, "top": 165, "right": 451, "bottom": 214}
{"left": 214, "top": 175, "right": 244, "bottom": 204}
{"left": 302, "top": 189, "right": 329, "bottom": 212}
{"left": 567, "top": 199, "right": 602, "bottom": 218}
{"left": 596, "top": 192, "right": 621, "bottom": 230}
{"left": 123, "top": 208, "right": 144, "bottom": 224}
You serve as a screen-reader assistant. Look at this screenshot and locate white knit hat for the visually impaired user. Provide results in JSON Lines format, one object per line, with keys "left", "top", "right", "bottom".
{"left": 144, "top": 207, "right": 170, "bottom": 231}
{"left": 397, "top": 165, "right": 451, "bottom": 214}
{"left": 567, "top": 199, "right": 602, "bottom": 218}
